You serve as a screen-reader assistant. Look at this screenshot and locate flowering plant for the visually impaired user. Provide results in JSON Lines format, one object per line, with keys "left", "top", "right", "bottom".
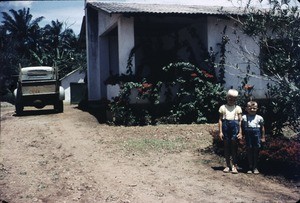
{"left": 137, "top": 82, "right": 153, "bottom": 95}
{"left": 201, "top": 70, "right": 214, "bottom": 78}
{"left": 243, "top": 84, "right": 254, "bottom": 100}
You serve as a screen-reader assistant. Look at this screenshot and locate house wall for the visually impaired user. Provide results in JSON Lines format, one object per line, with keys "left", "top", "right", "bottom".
{"left": 118, "top": 17, "right": 135, "bottom": 74}
{"left": 86, "top": 6, "right": 101, "bottom": 101}
{"left": 175, "top": 18, "right": 208, "bottom": 66}
{"left": 207, "top": 16, "right": 270, "bottom": 98}
{"left": 87, "top": 9, "right": 135, "bottom": 101}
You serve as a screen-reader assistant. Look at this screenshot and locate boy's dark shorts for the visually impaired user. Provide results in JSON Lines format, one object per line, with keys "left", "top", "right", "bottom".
{"left": 222, "top": 120, "right": 239, "bottom": 141}
{"left": 244, "top": 128, "right": 261, "bottom": 148}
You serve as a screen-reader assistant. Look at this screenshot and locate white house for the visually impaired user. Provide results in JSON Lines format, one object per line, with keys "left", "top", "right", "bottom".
{"left": 84, "top": 0, "right": 298, "bottom": 102}
{"left": 60, "top": 68, "right": 86, "bottom": 103}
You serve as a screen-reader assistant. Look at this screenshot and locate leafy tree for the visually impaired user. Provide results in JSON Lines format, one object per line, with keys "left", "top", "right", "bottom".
{"left": 0, "top": 7, "right": 86, "bottom": 97}
{"left": 1, "top": 8, "right": 44, "bottom": 55}
{"left": 41, "top": 20, "right": 77, "bottom": 52}
{"left": 229, "top": 1, "right": 300, "bottom": 135}
{"left": 1, "top": 8, "right": 44, "bottom": 91}
{"left": 31, "top": 19, "right": 85, "bottom": 78}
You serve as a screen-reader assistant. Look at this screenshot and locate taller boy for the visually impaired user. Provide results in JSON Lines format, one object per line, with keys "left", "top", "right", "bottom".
{"left": 218, "top": 89, "right": 242, "bottom": 174}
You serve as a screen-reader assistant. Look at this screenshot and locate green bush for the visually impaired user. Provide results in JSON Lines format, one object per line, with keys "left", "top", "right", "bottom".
{"left": 162, "top": 62, "right": 226, "bottom": 124}
{"left": 108, "top": 62, "right": 226, "bottom": 126}
{"left": 209, "top": 128, "right": 300, "bottom": 179}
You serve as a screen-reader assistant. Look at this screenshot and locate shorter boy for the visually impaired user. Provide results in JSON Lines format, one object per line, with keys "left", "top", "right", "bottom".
{"left": 242, "top": 101, "right": 265, "bottom": 174}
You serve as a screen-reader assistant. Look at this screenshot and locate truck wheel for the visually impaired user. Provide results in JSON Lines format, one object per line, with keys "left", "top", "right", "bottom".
{"left": 15, "top": 89, "right": 23, "bottom": 115}
{"left": 55, "top": 100, "right": 64, "bottom": 113}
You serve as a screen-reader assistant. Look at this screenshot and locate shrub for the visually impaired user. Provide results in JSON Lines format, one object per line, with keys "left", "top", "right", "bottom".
{"left": 162, "top": 62, "right": 226, "bottom": 124}
{"left": 259, "top": 137, "right": 300, "bottom": 178}
{"left": 209, "top": 128, "right": 300, "bottom": 179}
{"left": 109, "top": 82, "right": 147, "bottom": 126}
{"left": 108, "top": 62, "right": 226, "bottom": 126}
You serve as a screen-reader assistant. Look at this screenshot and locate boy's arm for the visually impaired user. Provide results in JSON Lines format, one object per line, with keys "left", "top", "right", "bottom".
{"left": 237, "top": 113, "right": 243, "bottom": 139}
{"left": 218, "top": 114, "right": 224, "bottom": 140}
{"left": 260, "top": 116, "right": 266, "bottom": 142}
{"left": 261, "top": 125, "right": 266, "bottom": 142}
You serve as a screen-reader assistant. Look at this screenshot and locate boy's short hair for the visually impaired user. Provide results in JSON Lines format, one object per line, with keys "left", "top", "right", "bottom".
{"left": 227, "top": 89, "right": 239, "bottom": 97}
{"left": 247, "top": 101, "right": 258, "bottom": 108}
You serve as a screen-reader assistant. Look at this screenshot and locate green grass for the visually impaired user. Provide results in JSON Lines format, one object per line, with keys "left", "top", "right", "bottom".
{"left": 122, "top": 137, "right": 187, "bottom": 153}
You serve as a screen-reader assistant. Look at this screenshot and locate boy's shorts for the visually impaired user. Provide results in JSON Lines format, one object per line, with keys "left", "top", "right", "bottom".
{"left": 222, "top": 120, "right": 239, "bottom": 141}
{"left": 244, "top": 128, "right": 261, "bottom": 148}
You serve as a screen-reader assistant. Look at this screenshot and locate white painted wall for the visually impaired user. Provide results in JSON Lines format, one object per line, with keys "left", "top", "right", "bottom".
{"left": 61, "top": 69, "right": 86, "bottom": 102}
{"left": 89, "top": 9, "right": 135, "bottom": 100}
{"left": 118, "top": 17, "right": 135, "bottom": 74}
{"left": 207, "top": 16, "right": 271, "bottom": 98}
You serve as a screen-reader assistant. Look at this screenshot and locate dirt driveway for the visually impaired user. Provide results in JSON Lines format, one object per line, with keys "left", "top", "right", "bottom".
{"left": 0, "top": 103, "right": 299, "bottom": 203}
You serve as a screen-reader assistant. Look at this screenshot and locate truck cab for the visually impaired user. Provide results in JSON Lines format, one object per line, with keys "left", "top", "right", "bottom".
{"left": 14, "top": 66, "right": 65, "bottom": 115}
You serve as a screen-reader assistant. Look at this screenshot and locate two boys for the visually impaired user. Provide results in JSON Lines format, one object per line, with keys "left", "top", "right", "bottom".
{"left": 218, "top": 89, "right": 265, "bottom": 174}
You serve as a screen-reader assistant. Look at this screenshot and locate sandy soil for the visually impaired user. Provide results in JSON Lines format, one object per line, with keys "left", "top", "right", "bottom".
{"left": 0, "top": 103, "right": 299, "bottom": 203}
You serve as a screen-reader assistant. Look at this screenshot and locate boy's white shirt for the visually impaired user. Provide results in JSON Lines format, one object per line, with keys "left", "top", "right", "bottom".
{"left": 242, "top": 114, "right": 264, "bottom": 128}
{"left": 219, "top": 104, "right": 242, "bottom": 120}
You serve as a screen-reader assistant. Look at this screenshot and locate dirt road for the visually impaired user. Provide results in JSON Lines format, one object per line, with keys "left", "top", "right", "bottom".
{"left": 0, "top": 103, "right": 299, "bottom": 202}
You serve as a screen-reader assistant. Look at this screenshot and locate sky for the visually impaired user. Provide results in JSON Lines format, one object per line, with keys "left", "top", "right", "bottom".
{"left": 0, "top": 0, "right": 85, "bottom": 35}
{"left": 0, "top": 0, "right": 299, "bottom": 35}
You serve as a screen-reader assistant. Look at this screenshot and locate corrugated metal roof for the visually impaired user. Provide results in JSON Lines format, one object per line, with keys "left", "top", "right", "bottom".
{"left": 88, "top": 2, "right": 250, "bottom": 16}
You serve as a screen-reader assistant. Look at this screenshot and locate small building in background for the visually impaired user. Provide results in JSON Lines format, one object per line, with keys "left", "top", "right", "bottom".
{"left": 60, "top": 69, "right": 86, "bottom": 104}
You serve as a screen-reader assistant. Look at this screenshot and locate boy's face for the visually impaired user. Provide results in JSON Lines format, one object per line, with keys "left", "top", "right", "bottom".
{"left": 246, "top": 104, "right": 258, "bottom": 115}
{"left": 226, "top": 95, "right": 237, "bottom": 106}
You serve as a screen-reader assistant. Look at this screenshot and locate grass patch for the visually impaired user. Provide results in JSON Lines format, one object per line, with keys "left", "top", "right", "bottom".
{"left": 123, "top": 137, "right": 187, "bottom": 153}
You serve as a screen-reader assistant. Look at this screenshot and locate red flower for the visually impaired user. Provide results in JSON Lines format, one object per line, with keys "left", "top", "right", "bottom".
{"left": 137, "top": 88, "right": 143, "bottom": 93}
{"left": 201, "top": 70, "right": 214, "bottom": 78}
{"left": 243, "top": 84, "right": 254, "bottom": 90}
{"left": 205, "top": 73, "right": 214, "bottom": 78}
{"left": 191, "top": 73, "right": 197, "bottom": 77}
{"left": 142, "top": 83, "right": 152, "bottom": 88}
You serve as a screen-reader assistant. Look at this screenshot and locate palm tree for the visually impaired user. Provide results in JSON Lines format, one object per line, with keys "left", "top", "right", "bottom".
{"left": 41, "top": 20, "right": 77, "bottom": 52}
{"left": 1, "top": 8, "right": 85, "bottom": 81}
{"left": 30, "top": 19, "right": 85, "bottom": 78}
{"left": 1, "top": 8, "right": 44, "bottom": 55}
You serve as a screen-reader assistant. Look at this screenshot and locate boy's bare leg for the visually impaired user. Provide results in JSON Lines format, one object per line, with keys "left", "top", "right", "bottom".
{"left": 223, "top": 140, "right": 231, "bottom": 172}
{"left": 231, "top": 140, "right": 238, "bottom": 173}
{"left": 231, "top": 140, "right": 238, "bottom": 165}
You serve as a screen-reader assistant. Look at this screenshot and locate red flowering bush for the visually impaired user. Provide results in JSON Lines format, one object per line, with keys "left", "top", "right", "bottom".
{"left": 243, "top": 84, "right": 254, "bottom": 90}
{"left": 241, "top": 84, "right": 254, "bottom": 101}
{"left": 190, "top": 73, "right": 197, "bottom": 77}
{"left": 209, "top": 129, "right": 300, "bottom": 178}
{"left": 201, "top": 70, "right": 214, "bottom": 78}
{"left": 259, "top": 137, "right": 300, "bottom": 176}
{"left": 137, "top": 82, "right": 153, "bottom": 96}
{"left": 162, "top": 62, "right": 225, "bottom": 123}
